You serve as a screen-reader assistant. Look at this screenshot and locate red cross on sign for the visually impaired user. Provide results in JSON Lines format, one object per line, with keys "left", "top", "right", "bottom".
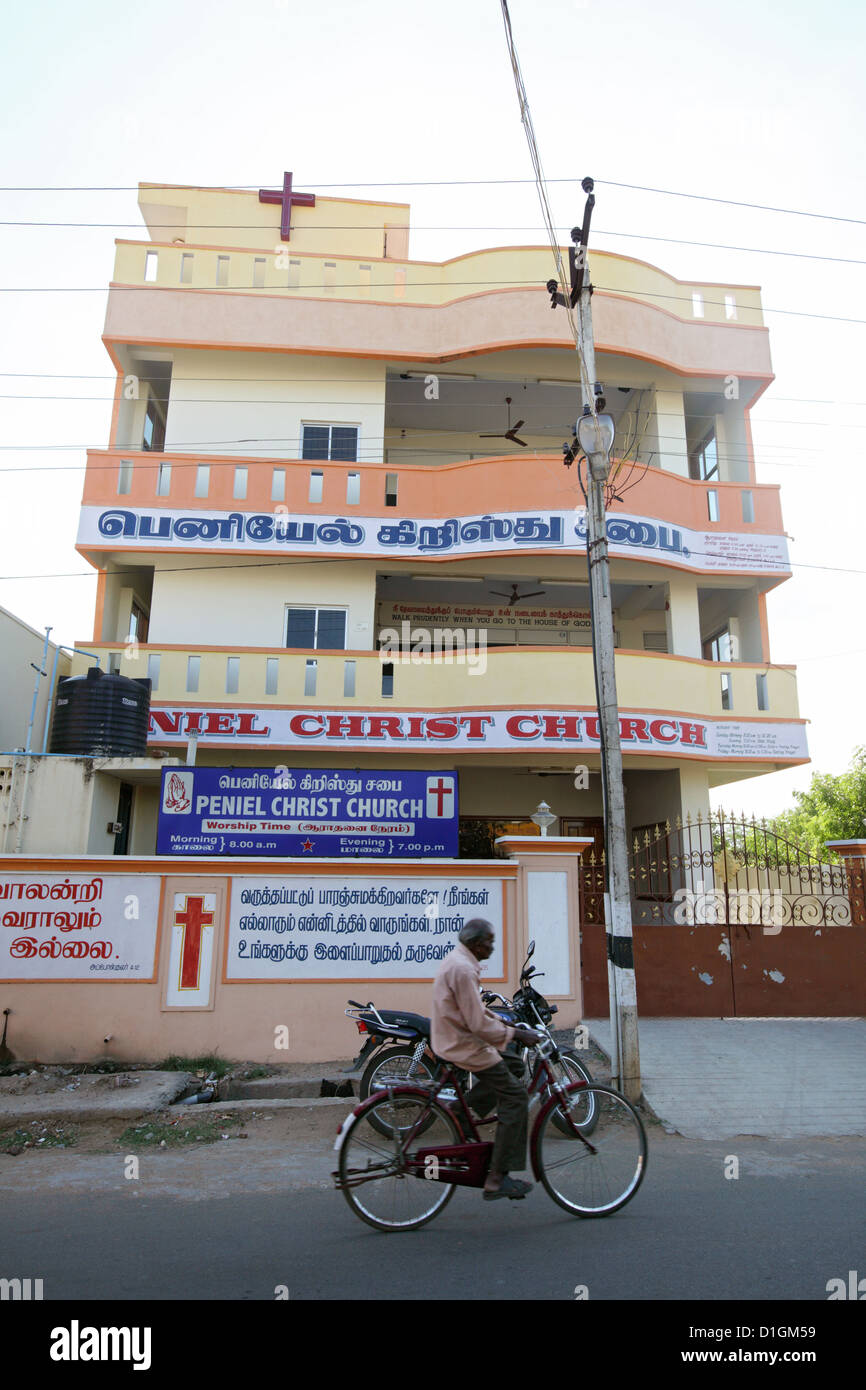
{"left": 426, "top": 777, "right": 454, "bottom": 818}
{"left": 258, "top": 171, "right": 316, "bottom": 241}
{"left": 175, "top": 896, "right": 214, "bottom": 991}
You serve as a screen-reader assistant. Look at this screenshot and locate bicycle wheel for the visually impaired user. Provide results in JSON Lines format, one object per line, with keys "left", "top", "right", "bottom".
{"left": 534, "top": 1083, "right": 647, "bottom": 1217}
{"left": 361, "top": 1047, "right": 438, "bottom": 1138}
{"left": 337, "top": 1092, "right": 460, "bottom": 1232}
{"left": 544, "top": 1050, "right": 599, "bottom": 1137}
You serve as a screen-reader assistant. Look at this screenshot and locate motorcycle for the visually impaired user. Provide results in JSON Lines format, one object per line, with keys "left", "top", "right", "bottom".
{"left": 344, "top": 940, "right": 598, "bottom": 1136}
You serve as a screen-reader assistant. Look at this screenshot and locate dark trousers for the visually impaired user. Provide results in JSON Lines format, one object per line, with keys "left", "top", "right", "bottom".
{"left": 468, "top": 1060, "right": 528, "bottom": 1174}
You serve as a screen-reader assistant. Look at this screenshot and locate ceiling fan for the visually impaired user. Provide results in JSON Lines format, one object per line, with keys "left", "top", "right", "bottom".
{"left": 480, "top": 396, "right": 528, "bottom": 448}
{"left": 489, "top": 583, "right": 547, "bottom": 606}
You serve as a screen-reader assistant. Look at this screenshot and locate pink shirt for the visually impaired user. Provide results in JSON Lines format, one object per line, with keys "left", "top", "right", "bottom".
{"left": 431, "top": 942, "right": 515, "bottom": 1071}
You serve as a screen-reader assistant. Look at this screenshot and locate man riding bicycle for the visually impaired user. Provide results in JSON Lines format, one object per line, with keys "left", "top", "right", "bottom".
{"left": 431, "top": 918, "right": 541, "bottom": 1200}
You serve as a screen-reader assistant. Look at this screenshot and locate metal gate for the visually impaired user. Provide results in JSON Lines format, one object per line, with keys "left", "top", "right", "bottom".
{"left": 578, "top": 812, "right": 866, "bottom": 1015}
{"left": 629, "top": 812, "right": 865, "bottom": 929}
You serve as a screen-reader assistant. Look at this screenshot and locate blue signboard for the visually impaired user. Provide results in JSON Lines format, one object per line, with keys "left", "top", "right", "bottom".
{"left": 157, "top": 767, "right": 459, "bottom": 858}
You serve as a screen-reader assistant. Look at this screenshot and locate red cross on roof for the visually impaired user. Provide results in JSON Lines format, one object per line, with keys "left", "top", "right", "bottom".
{"left": 258, "top": 171, "right": 316, "bottom": 242}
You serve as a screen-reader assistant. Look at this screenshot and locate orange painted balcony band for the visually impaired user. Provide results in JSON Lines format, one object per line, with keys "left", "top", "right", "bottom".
{"left": 81, "top": 449, "right": 785, "bottom": 536}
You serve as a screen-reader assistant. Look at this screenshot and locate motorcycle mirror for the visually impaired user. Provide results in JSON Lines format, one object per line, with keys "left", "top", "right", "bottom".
{"left": 527, "top": 940, "right": 535, "bottom": 959}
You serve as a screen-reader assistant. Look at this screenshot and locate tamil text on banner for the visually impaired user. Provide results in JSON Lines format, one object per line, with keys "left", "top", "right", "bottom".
{"left": 226, "top": 874, "right": 505, "bottom": 979}
{"left": 0, "top": 874, "right": 161, "bottom": 980}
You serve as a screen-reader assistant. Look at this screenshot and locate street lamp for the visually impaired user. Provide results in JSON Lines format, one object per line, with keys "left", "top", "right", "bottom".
{"left": 531, "top": 801, "right": 557, "bottom": 837}
{"left": 576, "top": 410, "right": 615, "bottom": 480}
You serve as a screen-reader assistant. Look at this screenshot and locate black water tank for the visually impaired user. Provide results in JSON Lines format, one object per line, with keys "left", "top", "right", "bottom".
{"left": 50, "top": 667, "right": 152, "bottom": 757}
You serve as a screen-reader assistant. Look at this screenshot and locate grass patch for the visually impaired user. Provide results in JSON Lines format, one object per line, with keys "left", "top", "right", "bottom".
{"left": 0, "top": 1124, "right": 77, "bottom": 1151}
{"left": 243, "top": 1066, "right": 271, "bottom": 1080}
{"left": 156, "top": 1054, "right": 233, "bottom": 1079}
{"left": 117, "top": 1112, "right": 244, "bottom": 1148}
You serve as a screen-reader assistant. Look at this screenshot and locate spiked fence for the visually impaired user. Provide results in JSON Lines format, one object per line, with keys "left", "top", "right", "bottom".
{"left": 580, "top": 810, "right": 866, "bottom": 929}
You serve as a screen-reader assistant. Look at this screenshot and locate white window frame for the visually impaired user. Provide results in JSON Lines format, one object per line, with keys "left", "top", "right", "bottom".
{"left": 284, "top": 605, "right": 348, "bottom": 651}
{"left": 301, "top": 422, "right": 360, "bottom": 463}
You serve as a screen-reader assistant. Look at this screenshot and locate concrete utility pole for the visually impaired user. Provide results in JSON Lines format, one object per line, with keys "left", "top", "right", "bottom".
{"left": 550, "top": 178, "right": 641, "bottom": 1101}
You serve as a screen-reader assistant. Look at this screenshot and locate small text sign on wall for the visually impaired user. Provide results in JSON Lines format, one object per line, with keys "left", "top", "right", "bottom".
{"left": 226, "top": 875, "right": 505, "bottom": 979}
{"left": 0, "top": 874, "right": 160, "bottom": 980}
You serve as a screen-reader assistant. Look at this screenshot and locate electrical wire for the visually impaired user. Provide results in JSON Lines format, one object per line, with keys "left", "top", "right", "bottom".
{"left": 2, "top": 219, "right": 865, "bottom": 266}
{"left": 1, "top": 177, "right": 864, "bottom": 227}
{"left": 1, "top": 275, "right": 863, "bottom": 326}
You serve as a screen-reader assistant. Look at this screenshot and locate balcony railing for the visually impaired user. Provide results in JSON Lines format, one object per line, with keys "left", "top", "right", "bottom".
{"left": 113, "top": 240, "right": 765, "bottom": 326}
{"left": 81, "top": 449, "right": 783, "bottom": 536}
{"left": 69, "top": 645, "right": 800, "bottom": 723}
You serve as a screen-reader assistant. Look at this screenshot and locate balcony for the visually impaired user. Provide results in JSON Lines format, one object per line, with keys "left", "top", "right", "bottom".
{"left": 104, "top": 242, "right": 772, "bottom": 382}
{"left": 68, "top": 645, "right": 802, "bottom": 730}
{"left": 113, "top": 239, "right": 766, "bottom": 325}
{"left": 80, "top": 449, "right": 785, "bottom": 543}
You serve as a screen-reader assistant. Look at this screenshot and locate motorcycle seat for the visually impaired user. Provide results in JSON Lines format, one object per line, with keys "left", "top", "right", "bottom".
{"left": 363, "top": 1009, "right": 431, "bottom": 1037}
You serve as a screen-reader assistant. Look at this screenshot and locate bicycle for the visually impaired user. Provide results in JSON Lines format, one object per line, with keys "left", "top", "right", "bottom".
{"left": 332, "top": 1034, "right": 647, "bottom": 1232}
{"left": 348, "top": 940, "right": 598, "bottom": 1137}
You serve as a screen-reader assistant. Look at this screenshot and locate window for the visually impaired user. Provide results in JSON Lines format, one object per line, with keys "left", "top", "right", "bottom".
{"left": 304, "top": 659, "right": 317, "bottom": 696}
{"left": 266, "top": 658, "right": 279, "bottom": 696}
{"left": 308, "top": 469, "right": 323, "bottom": 503}
{"left": 216, "top": 255, "right": 230, "bottom": 287}
{"left": 253, "top": 257, "right": 266, "bottom": 288}
{"left": 323, "top": 261, "right": 336, "bottom": 294}
{"left": 707, "top": 488, "right": 719, "bottom": 522}
{"left": 642, "top": 631, "right": 668, "bottom": 653}
{"left": 691, "top": 291, "right": 704, "bottom": 318}
{"left": 195, "top": 465, "right": 210, "bottom": 498}
{"left": 343, "top": 659, "right": 356, "bottom": 697}
{"left": 156, "top": 461, "right": 171, "bottom": 496}
{"left": 359, "top": 264, "right": 372, "bottom": 297}
{"left": 704, "top": 627, "right": 733, "bottom": 663}
{"left": 346, "top": 471, "right": 360, "bottom": 505}
{"left": 724, "top": 294, "right": 737, "bottom": 321}
{"left": 756, "top": 673, "right": 769, "bottom": 711}
{"left": 285, "top": 607, "right": 347, "bottom": 650}
{"left": 302, "top": 424, "right": 359, "bottom": 462}
{"left": 129, "top": 601, "right": 149, "bottom": 644}
{"left": 720, "top": 672, "right": 732, "bottom": 710}
{"left": 146, "top": 654, "right": 160, "bottom": 690}
{"left": 144, "top": 251, "right": 158, "bottom": 283}
{"left": 288, "top": 259, "right": 300, "bottom": 289}
{"left": 117, "top": 459, "right": 133, "bottom": 495}
{"left": 741, "top": 490, "right": 755, "bottom": 524}
{"left": 385, "top": 472, "right": 398, "bottom": 507}
{"left": 690, "top": 432, "right": 718, "bottom": 482}
{"left": 187, "top": 656, "right": 200, "bottom": 693}
{"left": 226, "top": 657, "right": 240, "bottom": 694}
{"left": 233, "top": 466, "right": 247, "bottom": 500}
{"left": 271, "top": 469, "right": 286, "bottom": 502}
{"left": 180, "top": 253, "right": 194, "bottom": 284}
{"left": 142, "top": 397, "right": 166, "bottom": 453}
{"left": 381, "top": 662, "right": 394, "bottom": 698}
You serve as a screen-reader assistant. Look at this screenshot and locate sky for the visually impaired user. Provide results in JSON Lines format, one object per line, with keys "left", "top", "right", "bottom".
{"left": 0, "top": 0, "right": 864, "bottom": 817}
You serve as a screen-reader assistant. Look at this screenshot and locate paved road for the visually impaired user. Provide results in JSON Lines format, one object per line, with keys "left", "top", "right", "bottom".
{"left": 2, "top": 1128, "right": 862, "bottom": 1302}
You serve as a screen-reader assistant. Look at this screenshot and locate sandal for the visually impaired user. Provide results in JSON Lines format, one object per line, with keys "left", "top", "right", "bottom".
{"left": 483, "top": 1176, "right": 533, "bottom": 1201}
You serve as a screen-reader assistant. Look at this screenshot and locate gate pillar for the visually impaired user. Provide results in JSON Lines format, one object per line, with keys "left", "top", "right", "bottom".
{"left": 824, "top": 841, "right": 866, "bottom": 925}
{"left": 494, "top": 835, "right": 593, "bottom": 1026}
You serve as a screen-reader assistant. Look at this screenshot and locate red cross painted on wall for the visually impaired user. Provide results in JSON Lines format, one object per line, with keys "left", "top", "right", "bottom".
{"left": 258, "top": 171, "right": 316, "bottom": 241}
{"left": 175, "top": 895, "right": 214, "bottom": 991}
